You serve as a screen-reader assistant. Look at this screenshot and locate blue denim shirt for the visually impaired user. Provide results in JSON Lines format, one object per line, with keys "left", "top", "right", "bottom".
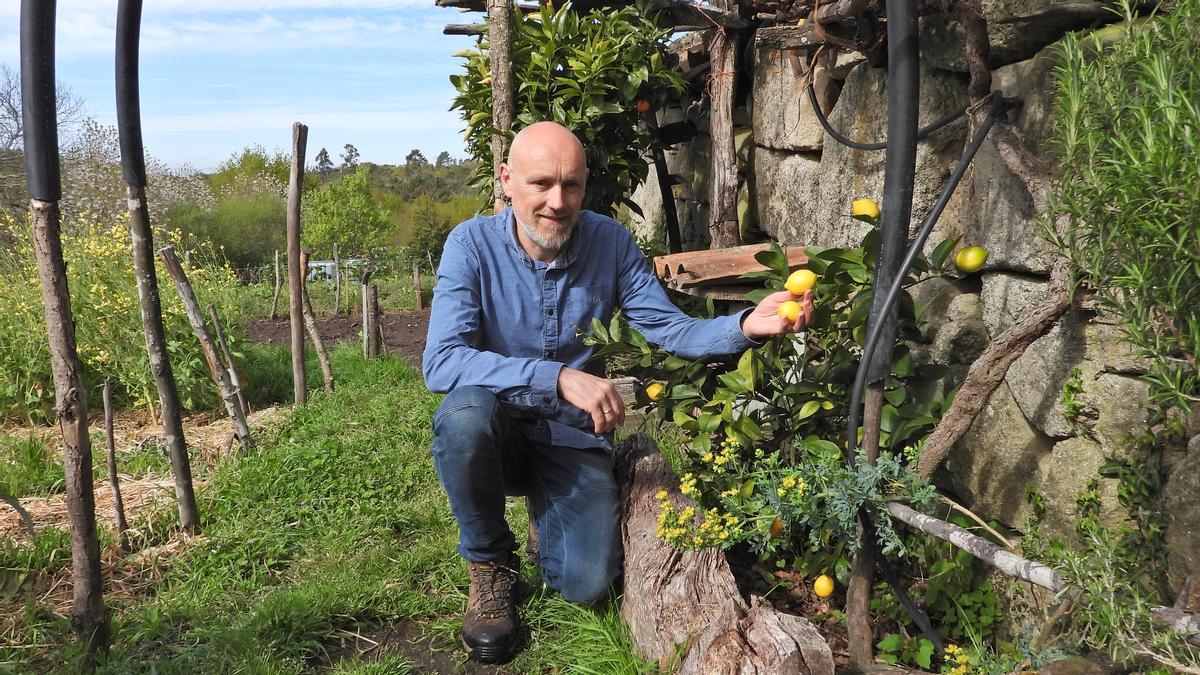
{"left": 423, "top": 207, "right": 753, "bottom": 448}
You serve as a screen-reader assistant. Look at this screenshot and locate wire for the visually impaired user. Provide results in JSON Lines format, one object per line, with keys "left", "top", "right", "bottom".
{"left": 807, "top": 83, "right": 969, "bottom": 151}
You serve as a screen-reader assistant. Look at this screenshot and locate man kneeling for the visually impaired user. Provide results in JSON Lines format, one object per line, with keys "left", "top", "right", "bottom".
{"left": 422, "top": 121, "right": 812, "bottom": 663}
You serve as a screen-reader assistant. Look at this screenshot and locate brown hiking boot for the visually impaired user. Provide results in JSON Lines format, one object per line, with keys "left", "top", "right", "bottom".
{"left": 462, "top": 554, "right": 520, "bottom": 663}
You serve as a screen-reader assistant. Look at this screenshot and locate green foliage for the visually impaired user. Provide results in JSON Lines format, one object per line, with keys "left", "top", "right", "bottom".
{"left": 588, "top": 222, "right": 957, "bottom": 561}
{"left": 451, "top": 2, "right": 685, "bottom": 215}
{"left": 0, "top": 214, "right": 246, "bottom": 423}
{"left": 303, "top": 169, "right": 391, "bottom": 257}
{"left": 1048, "top": 0, "right": 1200, "bottom": 412}
{"left": 207, "top": 145, "right": 293, "bottom": 194}
{"left": 0, "top": 433, "right": 63, "bottom": 499}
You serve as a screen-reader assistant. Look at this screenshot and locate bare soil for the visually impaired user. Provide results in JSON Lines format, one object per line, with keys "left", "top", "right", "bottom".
{"left": 246, "top": 309, "right": 432, "bottom": 369}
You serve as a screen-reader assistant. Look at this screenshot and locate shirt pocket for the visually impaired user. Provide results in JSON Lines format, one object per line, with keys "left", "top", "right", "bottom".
{"left": 565, "top": 284, "right": 614, "bottom": 337}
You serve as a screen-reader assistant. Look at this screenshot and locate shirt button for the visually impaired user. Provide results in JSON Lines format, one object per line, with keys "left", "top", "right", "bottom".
{"left": 547, "top": 309, "right": 554, "bottom": 316}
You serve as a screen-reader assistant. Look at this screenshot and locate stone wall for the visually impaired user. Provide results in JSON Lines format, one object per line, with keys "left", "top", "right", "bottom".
{"left": 629, "top": 8, "right": 1198, "bottom": 600}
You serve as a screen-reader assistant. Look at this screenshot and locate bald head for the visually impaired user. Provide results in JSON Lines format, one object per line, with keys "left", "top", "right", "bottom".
{"left": 507, "top": 121, "right": 587, "bottom": 171}
{"left": 499, "top": 121, "right": 590, "bottom": 261}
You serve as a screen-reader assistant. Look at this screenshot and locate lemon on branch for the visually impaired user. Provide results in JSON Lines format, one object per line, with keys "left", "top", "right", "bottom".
{"left": 851, "top": 198, "right": 880, "bottom": 222}
{"left": 955, "top": 245, "right": 989, "bottom": 273}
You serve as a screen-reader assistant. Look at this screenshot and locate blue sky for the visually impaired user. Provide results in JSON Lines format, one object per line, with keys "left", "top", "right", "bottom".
{"left": 0, "top": 1, "right": 478, "bottom": 171}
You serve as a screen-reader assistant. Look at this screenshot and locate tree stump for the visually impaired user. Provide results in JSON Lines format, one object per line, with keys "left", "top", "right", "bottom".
{"left": 616, "top": 434, "right": 834, "bottom": 674}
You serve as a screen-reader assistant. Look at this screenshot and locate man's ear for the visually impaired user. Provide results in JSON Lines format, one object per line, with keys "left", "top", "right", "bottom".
{"left": 498, "top": 162, "right": 513, "bottom": 198}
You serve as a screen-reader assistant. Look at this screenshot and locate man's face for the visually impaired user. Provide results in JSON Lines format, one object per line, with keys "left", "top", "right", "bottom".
{"left": 500, "top": 137, "right": 588, "bottom": 252}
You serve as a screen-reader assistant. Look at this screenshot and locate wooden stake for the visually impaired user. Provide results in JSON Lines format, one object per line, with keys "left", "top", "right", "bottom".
{"left": 158, "top": 246, "right": 253, "bottom": 448}
{"left": 207, "top": 303, "right": 249, "bottom": 415}
{"left": 706, "top": 23, "right": 740, "bottom": 249}
{"left": 412, "top": 264, "right": 424, "bottom": 310}
{"left": 102, "top": 379, "right": 129, "bottom": 551}
{"left": 126, "top": 185, "right": 200, "bottom": 533}
{"left": 332, "top": 242, "right": 340, "bottom": 316}
{"left": 269, "top": 249, "right": 282, "bottom": 320}
{"left": 30, "top": 199, "right": 108, "bottom": 649}
{"left": 365, "top": 284, "right": 381, "bottom": 358}
{"left": 287, "top": 122, "right": 309, "bottom": 406}
{"left": 298, "top": 256, "right": 334, "bottom": 392}
{"left": 487, "top": 0, "right": 514, "bottom": 213}
{"left": 847, "top": 385, "right": 884, "bottom": 665}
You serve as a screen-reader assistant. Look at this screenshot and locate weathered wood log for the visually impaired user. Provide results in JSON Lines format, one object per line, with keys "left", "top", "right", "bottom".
{"left": 488, "top": 0, "right": 514, "bottom": 213}
{"left": 287, "top": 122, "right": 308, "bottom": 406}
{"left": 270, "top": 249, "right": 282, "bottom": 319}
{"left": 103, "top": 379, "right": 129, "bottom": 551}
{"left": 158, "top": 246, "right": 253, "bottom": 448}
{"left": 755, "top": 24, "right": 824, "bottom": 50}
{"left": 207, "top": 303, "right": 249, "bottom": 414}
{"left": 706, "top": 23, "right": 740, "bottom": 249}
{"left": 126, "top": 185, "right": 200, "bottom": 533}
{"left": 616, "top": 434, "right": 835, "bottom": 674}
{"left": 444, "top": 22, "right": 484, "bottom": 35}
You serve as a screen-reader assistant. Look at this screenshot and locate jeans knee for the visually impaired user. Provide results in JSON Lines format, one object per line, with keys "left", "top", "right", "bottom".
{"left": 558, "top": 560, "right": 618, "bottom": 605}
{"left": 433, "top": 386, "right": 501, "bottom": 452}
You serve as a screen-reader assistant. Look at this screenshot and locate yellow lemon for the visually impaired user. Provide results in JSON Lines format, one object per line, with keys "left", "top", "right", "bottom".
{"left": 954, "top": 245, "right": 989, "bottom": 273}
{"left": 813, "top": 574, "right": 835, "bottom": 598}
{"left": 645, "top": 381, "right": 666, "bottom": 402}
{"left": 777, "top": 300, "right": 801, "bottom": 323}
{"left": 784, "top": 269, "right": 817, "bottom": 296}
{"left": 851, "top": 198, "right": 880, "bottom": 221}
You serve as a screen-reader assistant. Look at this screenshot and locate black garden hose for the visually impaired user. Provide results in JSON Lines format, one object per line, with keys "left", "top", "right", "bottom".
{"left": 808, "top": 82, "right": 967, "bottom": 151}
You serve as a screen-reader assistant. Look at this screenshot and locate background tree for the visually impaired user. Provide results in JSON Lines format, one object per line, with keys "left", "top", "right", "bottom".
{"left": 313, "top": 147, "right": 334, "bottom": 178}
{"left": 435, "top": 151, "right": 454, "bottom": 168}
{"left": 340, "top": 143, "right": 360, "bottom": 170}
{"left": 0, "top": 63, "right": 86, "bottom": 215}
{"left": 302, "top": 168, "right": 390, "bottom": 257}
{"left": 405, "top": 149, "right": 429, "bottom": 168}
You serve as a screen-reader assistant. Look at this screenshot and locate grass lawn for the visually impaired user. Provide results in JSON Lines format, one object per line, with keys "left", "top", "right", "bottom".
{"left": 1, "top": 344, "right": 649, "bottom": 673}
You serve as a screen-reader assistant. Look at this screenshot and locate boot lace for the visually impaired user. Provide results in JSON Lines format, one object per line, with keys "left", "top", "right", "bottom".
{"left": 474, "top": 561, "right": 519, "bottom": 619}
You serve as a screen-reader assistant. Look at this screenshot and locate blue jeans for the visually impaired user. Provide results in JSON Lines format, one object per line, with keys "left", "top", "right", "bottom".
{"left": 431, "top": 386, "right": 621, "bottom": 604}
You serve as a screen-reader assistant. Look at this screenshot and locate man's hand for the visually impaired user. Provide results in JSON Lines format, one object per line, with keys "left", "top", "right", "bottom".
{"left": 557, "top": 366, "right": 626, "bottom": 433}
{"left": 741, "top": 290, "right": 814, "bottom": 339}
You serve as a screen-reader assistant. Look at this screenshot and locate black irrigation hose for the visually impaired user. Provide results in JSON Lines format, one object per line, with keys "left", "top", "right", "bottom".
{"left": 807, "top": 83, "right": 968, "bottom": 151}
{"left": 845, "top": 95, "right": 1005, "bottom": 458}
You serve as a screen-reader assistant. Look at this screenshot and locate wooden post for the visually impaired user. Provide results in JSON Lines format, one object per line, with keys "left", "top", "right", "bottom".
{"left": 706, "top": 23, "right": 740, "bottom": 249}
{"left": 102, "top": 379, "right": 129, "bottom": 551}
{"left": 287, "top": 122, "right": 309, "bottom": 405}
{"left": 22, "top": 0, "right": 107, "bottom": 649}
{"left": 30, "top": 201, "right": 108, "bottom": 650}
{"left": 412, "top": 263, "right": 424, "bottom": 310}
{"left": 207, "top": 303, "right": 248, "bottom": 415}
{"left": 332, "top": 242, "right": 340, "bottom": 316}
{"left": 299, "top": 249, "right": 334, "bottom": 392}
{"left": 487, "top": 0, "right": 514, "bottom": 213}
{"left": 269, "top": 249, "right": 282, "bottom": 319}
{"left": 159, "top": 246, "right": 253, "bottom": 448}
{"left": 365, "top": 284, "right": 381, "bottom": 358}
{"left": 360, "top": 265, "right": 374, "bottom": 358}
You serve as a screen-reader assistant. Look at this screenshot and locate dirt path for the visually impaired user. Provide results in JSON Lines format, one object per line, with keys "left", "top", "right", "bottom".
{"left": 246, "top": 309, "right": 431, "bottom": 369}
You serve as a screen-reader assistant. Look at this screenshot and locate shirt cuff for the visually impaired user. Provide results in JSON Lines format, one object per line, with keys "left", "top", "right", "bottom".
{"left": 532, "top": 359, "right": 565, "bottom": 412}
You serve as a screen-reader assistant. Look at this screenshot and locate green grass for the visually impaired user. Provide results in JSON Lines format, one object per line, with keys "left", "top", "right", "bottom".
{"left": 1, "top": 343, "right": 647, "bottom": 673}
{"left": 0, "top": 434, "right": 63, "bottom": 499}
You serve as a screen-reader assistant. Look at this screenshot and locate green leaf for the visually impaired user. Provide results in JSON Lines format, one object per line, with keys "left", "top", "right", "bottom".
{"left": 797, "top": 400, "right": 821, "bottom": 420}
{"left": 736, "top": 348, "right": 757, "bottom": 393}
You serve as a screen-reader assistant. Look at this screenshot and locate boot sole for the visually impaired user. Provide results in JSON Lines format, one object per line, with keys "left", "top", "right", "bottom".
{"left": 462, "top": 634, "right": 516, "bottom": 664}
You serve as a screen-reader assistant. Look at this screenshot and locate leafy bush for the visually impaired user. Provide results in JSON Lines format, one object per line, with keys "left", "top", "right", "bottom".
{"left": 0, "top": 214, "right": 245, "bottom": 422}
{"left": 1048, "top": 0, "right": 1200, "bottom": 412}
{"left": 302, "top": 169, "right": 391, "bottom": 258}
{"left": 451, "top": 2, "right": 685, "bottom": 215}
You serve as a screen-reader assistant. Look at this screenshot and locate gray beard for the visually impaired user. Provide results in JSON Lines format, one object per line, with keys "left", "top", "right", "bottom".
{"left": 516, "top": 214, "right": 573, "bottom": 252}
